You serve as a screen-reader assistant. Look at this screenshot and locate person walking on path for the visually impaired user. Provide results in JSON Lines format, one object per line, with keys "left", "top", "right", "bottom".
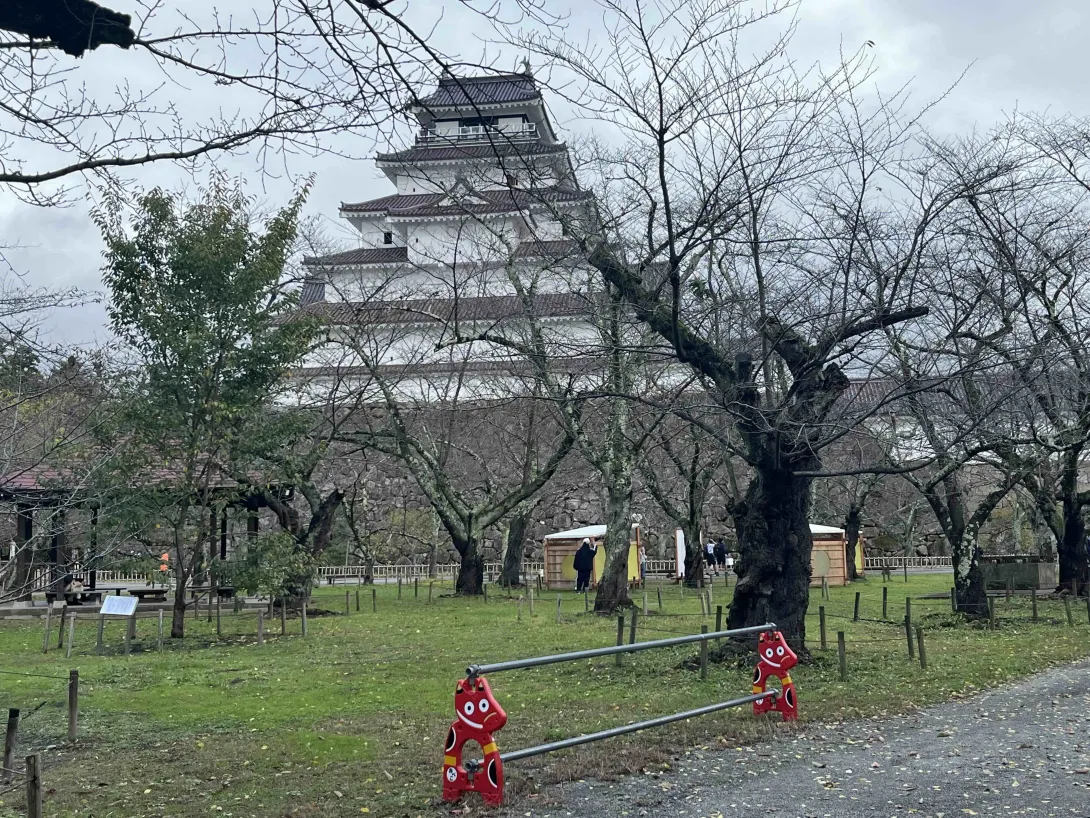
{"left": 574, "top": 538, "right": 597, "bottom": 593}
{"left": 704, "top": 540, "right": 717, "bottom": 575}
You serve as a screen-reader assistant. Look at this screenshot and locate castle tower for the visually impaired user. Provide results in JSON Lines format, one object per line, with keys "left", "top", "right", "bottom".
{"left": 297, "top": 72, "right": 599, "bottom": 402}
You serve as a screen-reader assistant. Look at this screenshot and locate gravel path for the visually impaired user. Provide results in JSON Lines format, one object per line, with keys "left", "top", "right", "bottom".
{"left": 520, "top": 659, "right": 1090, "bottom": 817}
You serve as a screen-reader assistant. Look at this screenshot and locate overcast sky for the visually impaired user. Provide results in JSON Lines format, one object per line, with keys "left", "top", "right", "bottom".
{"left": 3, "top": 0, "right": 1087, "bottom": 352}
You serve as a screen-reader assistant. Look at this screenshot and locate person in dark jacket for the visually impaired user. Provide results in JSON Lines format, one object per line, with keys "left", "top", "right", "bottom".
{"left": 573, "top": 538, "right": 596, "bottom": 593}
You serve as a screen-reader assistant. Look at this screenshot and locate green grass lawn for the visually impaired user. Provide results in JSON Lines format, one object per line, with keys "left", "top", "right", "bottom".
{"left": 0, "top": 573, "right": 1087, "bottom": 817}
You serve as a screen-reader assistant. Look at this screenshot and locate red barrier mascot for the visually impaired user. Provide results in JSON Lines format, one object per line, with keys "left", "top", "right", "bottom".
{"left": 443, "top": 675, "right": 508, "bottom": 805}
{"left": 752, "top": 630, "right": 799, "bottom": 721}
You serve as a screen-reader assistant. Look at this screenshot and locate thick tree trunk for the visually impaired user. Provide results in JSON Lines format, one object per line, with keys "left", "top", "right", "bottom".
{"left": 455, "top": 536, "right": 484, "bottom": 595}
{"left": 171, "top": 570, "right": 188, "bottom": 638}
{"left": 844, "top": 505, "right": 861, "bottom": 582}
{"left": 951, "top": 528, "right": 987, "bottom": 617}
{"left": 720, "top": 467, "right": 811, "bottom": 654}
{"left": 1057, "top": 497, "right": 1088, "bottom": 595}
{"left": 682, "top": 521, "right": 704, "bottom": 588}
{"left": 593, "top": 480, "right": 633, "bottom": 613}
{"left": 501, "top": 511, "right": 530, "bottom": 588}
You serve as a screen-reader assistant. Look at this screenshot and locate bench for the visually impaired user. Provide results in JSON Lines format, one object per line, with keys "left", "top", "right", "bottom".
{"left": 44, "top": 590, "right": 104, "bottom": 606}
{"left": 128, "top": 588, "right": 169, "bottom": 603}
{"left": 189, "top": 585, "right": 236, "bottom": 600}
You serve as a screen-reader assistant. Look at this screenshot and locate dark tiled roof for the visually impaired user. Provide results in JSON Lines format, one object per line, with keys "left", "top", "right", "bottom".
{"left": 299, "top": 278, "right": 326, "bottom": 306}
{"left": 376, "top": 142, "right": 567, "bottom": 164}
{"left": 302, "top": 246, "right": 408, "bottom": 267}
{"left": 299, "top": 293, "right": 592, "bottom": 327}
{"left": 341, "top": 187, "right": 589, "bottom": 217}
{"left": 415, "top": 73, "right": 540, "bottom": 108}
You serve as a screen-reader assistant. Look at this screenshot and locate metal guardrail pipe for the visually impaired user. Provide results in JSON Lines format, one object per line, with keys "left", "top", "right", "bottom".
{"left": 470, "top": 691, "right": 774, "bottom": 769}
{"left": 466, "top": 622, "right": 776, "bottom": 677}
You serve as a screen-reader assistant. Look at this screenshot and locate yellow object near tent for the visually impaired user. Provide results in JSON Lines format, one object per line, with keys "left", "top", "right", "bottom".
{"left": 543, "top": 524, "right": 642, "bottom": 590}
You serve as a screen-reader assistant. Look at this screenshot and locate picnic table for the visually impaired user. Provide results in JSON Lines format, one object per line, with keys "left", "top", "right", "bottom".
{"left": 188, "top": 585, "right": 236, "bottom": 600}
{"left": 128, "top": 588, "right": 169, "bottom": 603}
{"left": 44, "top": 590, "right": 103, "bottom": 606}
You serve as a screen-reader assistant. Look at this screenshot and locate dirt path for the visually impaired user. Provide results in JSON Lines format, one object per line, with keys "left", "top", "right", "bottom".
{"left": 519, "top": 659, "right": 1090, "bottom": 817}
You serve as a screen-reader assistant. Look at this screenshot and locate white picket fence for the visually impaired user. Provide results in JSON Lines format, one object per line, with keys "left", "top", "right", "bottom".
{"left": 863, "top": 555, "right": 953, "bottom": 570}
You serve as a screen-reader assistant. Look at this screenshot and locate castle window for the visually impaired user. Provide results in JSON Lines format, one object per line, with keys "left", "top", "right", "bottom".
{"left": 383, "top": 232, "right": 393, "bottom": 245}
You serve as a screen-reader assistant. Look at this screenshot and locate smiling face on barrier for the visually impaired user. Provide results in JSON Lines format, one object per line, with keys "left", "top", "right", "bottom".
{"left": 454, "top": 677, "right": 507, "bottom": 734}
{"left": 757, "top": 631, "right": 798, "bottom": 674}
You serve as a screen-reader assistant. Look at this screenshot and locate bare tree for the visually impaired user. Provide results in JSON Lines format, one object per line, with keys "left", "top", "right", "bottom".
{"left": 512, "top": 0, "right": 999, "bottom": 648}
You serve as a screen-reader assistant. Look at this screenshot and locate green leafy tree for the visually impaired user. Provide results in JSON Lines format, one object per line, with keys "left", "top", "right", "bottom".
{"left": 96, "top": 179, "right": 313, "bottom": 637}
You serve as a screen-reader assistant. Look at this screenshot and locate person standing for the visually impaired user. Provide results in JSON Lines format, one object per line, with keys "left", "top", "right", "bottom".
{"left": 714, "top": 538, "right": 727, "bottom": 573}
{"left": 573, "top": 538, "right": 596, "bottom": 593}
{"left": 704, "top": 540, "right": 717, "bottom": 575}
{"left": 638, "top": 543, "right": 648, "bottom": 586}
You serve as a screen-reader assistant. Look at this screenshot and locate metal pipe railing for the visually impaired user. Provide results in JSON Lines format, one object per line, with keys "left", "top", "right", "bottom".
{"left": 468, "top": 691, "right": 775, "bottom": 770}
{"left": 466, "top": 622, "right": 776, "bottom": 677}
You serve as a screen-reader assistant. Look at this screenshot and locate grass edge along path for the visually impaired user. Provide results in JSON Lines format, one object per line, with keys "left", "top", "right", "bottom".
{"left": 0, "top": 574, "right": 1087, "bottom": 817}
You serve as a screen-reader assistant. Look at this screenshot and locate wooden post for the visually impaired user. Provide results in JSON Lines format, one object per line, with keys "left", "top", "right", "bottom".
{"left": 65, "top": 615, "right": 75, "bottom": 659}
{"left": 57, "top": 606, "right": 65, "bottom": 650}
{"left": 215, "top": 595, "right": 222, "bottom": 637}
{"left": 42, "top": 605, "right": 52, "bottom": 653}
{"left": 517, "top": 596, "right": 523, "bottom": 622}
{"left": 950, "top": 587, "right": 956, "bottom": 613}
{"left": 555, "top": 595, "right": 562, "bottom": 624}
{"left": 819, "top": 606, "right": 827, "bottom": 650}
{"left": 614, "top": 615, "right": 623, "bottom": 667}
{"left": 483, "top": 583, "right": 488, "bottom": 603}
{"left": 853, "top": 592, "right": 861, "bottom": 622}
{"left": 656, "top": 586, "right": 663, "bottom": 610}
{"left": 1072, "top": 578, "right": 1078, "bottom": 598}
{"left": 123, "top": 616, "right": 132, "bottom": 656}
{"left": 157, "top": 610, "right": 164, "bottom": 652}
{"left": 3, "top": 709, "right": 19, "bottom": 784}
{"left": 837, "top": 631, "right": 847, "bottom": 682}
{"left": 628, "top": 609, "right": 638, "bottom": 644}
{"left": 1031, "top": 587, "right": 1038, "bottom": 623}
{"left": 903, "top": 562, "right": 908, "bottom": 583}
{"left": 1086, "top": 592, "right": 1090, "bottom": 626}
{"left": 642, "top": 589, "right": 648, "bottom": 616}
{"left": 280, "top": 600, "right": 287, "bottom": 635}
{"left": 397, "top": 577, "right": 402, "bottom": 599}
{"left": 699, "top": 625, "right": 709, "bottom": 681}
{"left": 882, "top": 586, "right": 888, "bottom": 620}
{"left": 96, "top": 614, "right": 104, "bottom": 654}
{"left": 905, "top": 598, "right": 914, "bottom": 660}
{"left": 301, "top": 602, "right": 308, "bottom": 637}
{"left": 1006, "top": 578, "right": 1013, "bottom": 601}
{"left": 1064, "top": 595, "right": 1074, "bottom": 627}
{"left": 988, "top": 597, "right": 996, "bottom": 630}
{"left": 25, "top": 753, "right": 41, "bottom": 818}
{"left": 699, "top": 592, "right": 707, "bottom": 617}
{"left": 916, "top": 626, "right": 927, "bottom": 670}
{"left": 715, "top": 605, "right": 723, "bottom": 636}
{"left": 345, "top": 590, "right": 350, "bottom": 615}
{"left": 584, "top": 591, "right": 589, "bottom": 613}
{"left": 67, "top": 670, "right": 78, "bottom": 743}
{"left": 529, "top": 587, "right": 534, "bottom": 615}
{"left": 821, "top": 576, "right": 829, "bottom": 600}
{"left": 372, "top": 588, "right": 377, "bottom": 613}
{"left": 414, "top": 577, "right": 418, "bottom": 598}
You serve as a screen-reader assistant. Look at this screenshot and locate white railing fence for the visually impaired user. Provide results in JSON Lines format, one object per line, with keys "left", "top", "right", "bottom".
{"left": 863, "top": 555, "right": 953, "bottom": 570}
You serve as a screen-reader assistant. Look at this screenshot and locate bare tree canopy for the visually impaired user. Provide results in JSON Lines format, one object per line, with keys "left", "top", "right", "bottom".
{"left": 0, "top": 0, "right": 555, "bottom": 203}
